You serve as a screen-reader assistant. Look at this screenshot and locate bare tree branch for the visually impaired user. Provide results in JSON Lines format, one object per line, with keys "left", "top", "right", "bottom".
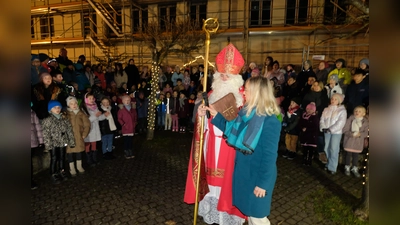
{"left": 344, "top": 0, "right": 369, "bottom": 15}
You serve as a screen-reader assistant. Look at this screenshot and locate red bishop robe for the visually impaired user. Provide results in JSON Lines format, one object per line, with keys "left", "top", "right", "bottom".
{"left": 184, "top": 88, "right": 246, "bottom": 220}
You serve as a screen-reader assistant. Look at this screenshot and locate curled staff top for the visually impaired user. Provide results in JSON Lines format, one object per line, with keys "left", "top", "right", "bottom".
{"left": 202, "top": 18, "right": 219, "bottom": 35}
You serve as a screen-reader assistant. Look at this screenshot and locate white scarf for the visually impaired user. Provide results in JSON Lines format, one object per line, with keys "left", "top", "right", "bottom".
{"left": 67, "top": 108, "right": 80, "bottom": 115}
{"left": 351, "top": 117, "right": 363, "bottom": 135}
{"left": 101, "top": 105, "right": 117, "bottom": 131}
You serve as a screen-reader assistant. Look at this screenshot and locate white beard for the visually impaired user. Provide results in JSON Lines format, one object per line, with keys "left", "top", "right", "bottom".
{"left": 209, "top": 71, "right": 244, "bottom": 107}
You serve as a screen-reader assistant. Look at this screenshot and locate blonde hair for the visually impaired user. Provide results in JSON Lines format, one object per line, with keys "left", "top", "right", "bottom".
{"left": 244, "top": 77, "right": 281, "bottom": 117}
{"left": 311, "top": 81, "right": 324, "bottom": 92}
{"left": 354, "top": 105, "right": 366, "bottom": 114}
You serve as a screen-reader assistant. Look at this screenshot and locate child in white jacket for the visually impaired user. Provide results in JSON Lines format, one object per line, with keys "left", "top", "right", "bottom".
{"left": 320, "top": 93, "right": 347, "bottom": 174}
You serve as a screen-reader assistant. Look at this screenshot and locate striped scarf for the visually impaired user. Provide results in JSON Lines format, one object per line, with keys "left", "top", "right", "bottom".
{"left": 224, "top": 109, "right": 265, "bottom": 155}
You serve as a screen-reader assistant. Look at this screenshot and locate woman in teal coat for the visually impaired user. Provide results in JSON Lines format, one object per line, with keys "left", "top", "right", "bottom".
{"left": 201, "top": 76, "right": 282, "bottom": 225}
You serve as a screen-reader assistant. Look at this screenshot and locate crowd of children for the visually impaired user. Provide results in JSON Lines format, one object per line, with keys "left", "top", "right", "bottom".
{"left": 30, "top": 52, "right": 209, "bottom": 188}
{"left": 31, "top": 50, "right": 369, "bottom": 189}
{"left": 244, "top": 56, "right": 369, "bottom": 177}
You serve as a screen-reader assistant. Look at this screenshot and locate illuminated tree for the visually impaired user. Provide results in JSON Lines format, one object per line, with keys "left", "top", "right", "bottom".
{"left": 139, "top": 18, "right": 205, "bottom": 140}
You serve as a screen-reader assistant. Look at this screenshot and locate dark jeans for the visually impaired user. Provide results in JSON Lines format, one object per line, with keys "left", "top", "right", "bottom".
{"left": 137, "top": 117, "right": 147, "bottom": 132}
{"left": 50, "top": 147, "right": 66, "bottom": 175}
{"left": 101, "top": 134, "right": 114, "bottom": 154}
{"left": 123, "top": 136, "right": 133, "bottom": 151}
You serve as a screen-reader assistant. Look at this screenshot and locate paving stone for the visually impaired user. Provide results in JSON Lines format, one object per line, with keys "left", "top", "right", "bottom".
{"left": 32, "top": 131, "right": 363, "bottom": 225}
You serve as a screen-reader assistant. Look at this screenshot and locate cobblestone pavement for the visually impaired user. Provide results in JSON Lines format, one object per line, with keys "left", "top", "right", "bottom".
{"left": 31, "top": 130, "right": 363, "bottom": 225}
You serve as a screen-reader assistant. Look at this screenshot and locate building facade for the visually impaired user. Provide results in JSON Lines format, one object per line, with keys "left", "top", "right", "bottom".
{"left": 31, "top": 0, "right": 369, "bottom": 69}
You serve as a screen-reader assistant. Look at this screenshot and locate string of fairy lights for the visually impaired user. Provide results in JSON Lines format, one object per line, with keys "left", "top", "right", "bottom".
{"left": 362, "top": 130, "right": 369, "bottom": 186}
{"left": 146, "top": 56, "right": 214, "bottom": 132}
{"left": 182, "top": 55, "right": 215, "bottom": 69}
{"left": 147, "top": 61, "right": 160, "bottom": 131}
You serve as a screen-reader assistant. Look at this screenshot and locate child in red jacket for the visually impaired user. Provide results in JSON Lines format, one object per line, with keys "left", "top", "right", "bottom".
{"left": 118, "top": 95, "right": 137, "bottom": 159}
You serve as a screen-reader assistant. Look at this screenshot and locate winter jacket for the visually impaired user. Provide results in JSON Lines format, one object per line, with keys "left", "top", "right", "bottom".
{"left": 297, "top": 68, "right": 316, "bottom": 89}
{"left": 31, "top": 110, "right": 43, "bottom": 148}
{"left": 343, "top": 79, "right": 369, "bottom": 116}
{"left": 31, "top": 65, "right": 48, "bottom": 86}
{"left": 98, "top": 106, "right": 118, "bottom": 135}
{"left": 114, "top": 72, "right": 128, "bottom": 88}
{"left": 301, "top": 90, "right": 329, "bottom": 117}
{"left": 32, "top": 83, "right": 61, "bottom": 120}
{"left": 84, "top": 107, "right": 106, "bottom": 142}
{"left": 75, "top": 73, "right": 90, "bottom": 91}
{"left": 124, "top": 64, "right": 140, "bottom": 88}
{"left": 62, "top": 68, "right": 76, "bottom": 84}
{"left": 118, "top": 106, "right": 137, "bottom": 135}
{"left": 212, "top": 112, "right": 281, "bottom": 218}
{"left": 66, "top": 110, "right": 91, "bottom": 153}
{"left": 325, "top": 83, "right": 343, "bottom": 99}
{"left": 315, "top": 68, "right": 329, "bottom": 84}
{"left": 171, "top": 72, "right": 184, "bottom": 86}
{"left": 342, "top": 115, "right": 369, "bottom": 153}
{"left": 136, "top": 98, "right": 149, "bottom": 119}
{"left": 105, "top": 72, "right": 114, "bottom": 85}
{"left": 156, "top": 99, "right": 167, "bottom": 114}
{"left": 328, "top": 68, "right": 352, "bottom": 86}
{"left": 319, "top": 105, "right": 347, "bottom": 134}
{"left": 170, "top": 97, "right": 179, "bottom": 115}
{"left": 94, "top": 71, "right": 107, "bottom": 90}
{"left": 177, "top": 98, "right": 189, "bottom": 119}
{"left": 281, "top": 81, "right": 300, "bottom": 112}
{"left": 282, "top": 108, "right": 302, "bottom": 135}
{"left": 42, "top": 113, "right": 75, "bottom": 150}
{"left": 298, "top": 113, "right": 319, "bottom": 146}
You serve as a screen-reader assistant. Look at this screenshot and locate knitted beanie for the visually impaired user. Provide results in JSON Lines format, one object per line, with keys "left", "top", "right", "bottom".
{"left": 48, "top": 100, "right": 62, "bottom": 112}
{"left": 306, "top": 102, "right": 317, "bottom": 113}
{"left": 359, "top": 58, "right": 369, "bottom": 66}
{"left": 66, "top": 96, "right": 78, "bottom": 106}
{"left": 291, "top": 97, "right": 302, "bottom": 106}
{"left": 31, "top": 55, "right": 39, "bottom": 62}
{"left": 329, "top": 74, "right": 339, "bottom": 83}
{"left": 332, "top": 93, "right": 345, "bottom": 104}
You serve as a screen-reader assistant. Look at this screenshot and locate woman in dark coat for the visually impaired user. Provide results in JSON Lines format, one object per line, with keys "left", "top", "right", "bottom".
{"left": 301, "top": 81, "right": 330, "bottom": 163}
{"left": 202, "top": 77, "right": 282, "bottom": 224}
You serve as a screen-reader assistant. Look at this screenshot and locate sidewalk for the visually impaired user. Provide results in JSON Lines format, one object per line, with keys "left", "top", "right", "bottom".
{"left": 31, "top": 130, "right": 363, "bottom": 225}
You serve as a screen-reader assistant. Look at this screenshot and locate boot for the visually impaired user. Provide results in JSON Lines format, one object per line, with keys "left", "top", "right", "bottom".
{"left": 351, "top": 166, "right": 360, "bottom": 178}
{"left": 344, "top": 165, "right": 351, "bottom": 176}
{"left": 287, "top": 151, "right": 296, "bottom": 160}
{"left": 76, "top": 160, "right": 85, "bottom": 173}
{"left": 51, "top": 174, "right": 61, "bottom": 184}
{"left": 86, "top": 152, "right": 94, "bottom": 167}
{"left": 307, "top": 148, "right": 314, "bottom": 166}
{"left": 282, "top": 149, "right": 289, "bottom": 158}
{"left": 91, "top": 150, "right": 98, "bottom": 165}
{"left": 302, "top": 149, "right": 309, "bottom": 165}
{"left": 59, "top": 169, "right": 68, "bottom": 181}
{"left": 124, "top": 150, "right": 130, "bottom": 159}
{"left": 319, "top": 152, "right": 328, "bottom": 164}
{"left": 69, "top": 162, "right": 77, "bottom": 176}
{"left": 128, "top": 149, "right": 134, "bottom": 159}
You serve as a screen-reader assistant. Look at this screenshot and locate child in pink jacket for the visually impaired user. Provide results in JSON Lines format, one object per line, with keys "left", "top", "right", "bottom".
{"left": 118, "top": 95, "right": 137, "bottom": 159}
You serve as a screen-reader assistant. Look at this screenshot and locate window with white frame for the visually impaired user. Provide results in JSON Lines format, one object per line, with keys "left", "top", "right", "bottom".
{"left": 40, "top": 16, "right": 54, "bottom": 39}
{"left": 132, "top": 6, "right": 148, "bottom": 32}
{"left": 189, "top": 2, "right": 207, "bottom": 29}
{"left": 286, "top": 0, "right": 309, "bottom": 25}
{"left": 324, "top": 0, "right": 347, "bottom": 24}
{"left": 159, "top": 4, "right": 176, "bottom": 31}
{"left": 250, "top": 0, "right": 272, "bottom": 26}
